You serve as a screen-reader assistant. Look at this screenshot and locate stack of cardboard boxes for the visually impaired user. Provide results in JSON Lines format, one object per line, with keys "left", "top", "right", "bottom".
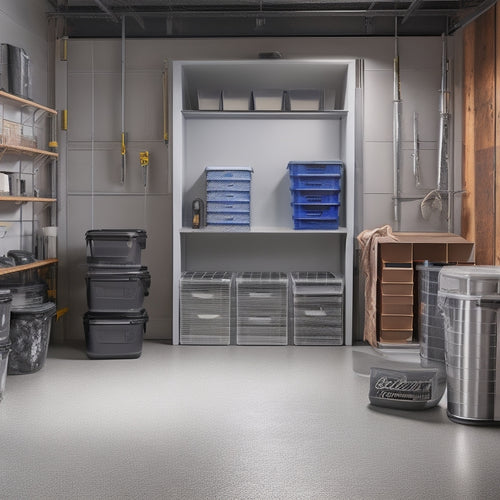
{"left": 377, "top": 233, "right": 474, "bottom": 346}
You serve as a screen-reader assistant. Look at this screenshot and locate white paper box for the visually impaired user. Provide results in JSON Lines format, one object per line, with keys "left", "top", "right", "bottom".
{"left": 252, "top": 90, "right": 284, "bottom": 111}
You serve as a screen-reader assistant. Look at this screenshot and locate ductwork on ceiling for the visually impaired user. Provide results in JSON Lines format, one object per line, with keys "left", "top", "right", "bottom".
{"left": 47, "top": 0, "right": 498, "bottom": 37}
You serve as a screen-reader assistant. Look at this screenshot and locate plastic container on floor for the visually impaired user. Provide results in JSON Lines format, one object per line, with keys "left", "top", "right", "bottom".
{"left": 0, "top": 289, "right": 12, "bottom": 343}
{"left": 83, "top": 309, "right": 148, "bottom": 359}
{"left": 0, "top": 341, "right": 11, "bottom": 402}
{"left": 8, "top": 302, "right": 56, "bottom": 375}
{"left": 180, "top": 271, "right": 233, "bottom": 345}
{"left": 85, "top": 229, "right": 147, "bottom": 266}
{"left": 438, "top": 265, "right": 500, "bottom": 424}
{"left": 86, "top": 266, "right": 151, "bottom": 313}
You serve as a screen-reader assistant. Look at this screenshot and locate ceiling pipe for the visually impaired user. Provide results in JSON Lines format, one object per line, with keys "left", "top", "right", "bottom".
{"left": 49, "top": 8, "right": 460, "bottom": 20}
{"left": 94, "top": 0, "right": 119, "bottom": 23}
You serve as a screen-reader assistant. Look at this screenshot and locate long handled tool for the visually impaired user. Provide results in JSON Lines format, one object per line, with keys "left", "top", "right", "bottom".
{"left": 120, "top": 16, "right": 127, "bottom": 184}
{"left": 421, "top": 34, "right": 450, "bottom": 223}
{"left": 412, "top": 112, "right": 422, "bottom": 188}
{"left": 392, "top": 19, "right": 402, "bottom": 230}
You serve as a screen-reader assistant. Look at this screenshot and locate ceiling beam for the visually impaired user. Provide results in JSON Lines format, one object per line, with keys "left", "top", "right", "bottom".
{"left": 401, "top": 0, "right": 425, "bottom": 24}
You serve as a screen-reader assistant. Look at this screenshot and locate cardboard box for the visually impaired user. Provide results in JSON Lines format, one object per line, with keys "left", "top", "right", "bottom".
{"left": 380, "top": 242, "right": 412, "bottom": 264}
{"left": 379, "top": 330, "right": 414, "bottom": 343}
{"left": 380, "top": 233, "right": 474, "bottom": 264}
{"left": 381, "top": 267, "right": 413, "bottom": 283}
{"left": 380, "top": 283, "right": 413, "bottom": 296}
{"left": 380, "top": 315, "right": 414, "bottom": 330}
{"left": 381, "top": 302, "right": 414, "bottom": 315}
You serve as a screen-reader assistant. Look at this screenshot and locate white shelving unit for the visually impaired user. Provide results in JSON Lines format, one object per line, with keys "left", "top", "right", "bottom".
{"left": 172, "top": 59, "right": 356, "bottom": 345}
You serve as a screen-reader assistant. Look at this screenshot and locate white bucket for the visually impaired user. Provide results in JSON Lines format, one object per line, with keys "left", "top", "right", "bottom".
{"left": 42, "top": 226, "right": 57, "bottom": 258}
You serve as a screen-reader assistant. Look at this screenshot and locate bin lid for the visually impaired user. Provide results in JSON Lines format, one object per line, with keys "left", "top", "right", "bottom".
{"left": 205, "top": 166, "right": 253, "bottom": 172}
{"left": 0, "top": 256, "right": 15, "bottom": 268}
{"left": 11, "top": 301, "right": 57, "bottom": 317}
{"left": 438, "top": 266, "right": 500, "bottom": 297}
{"left": 84, "top": 309, "right": 148, "bottom": 324}
{"left": 7, "top": 249, "right": 36, "bottom": 265}
{"left": 0, "top": 288, "right": 12, "bottom": 302}
{"left": 85, "top": 229, "right": 147, "bottom": 241}
{"left": 87, "top": 266, "right": 149, "bottom": 278}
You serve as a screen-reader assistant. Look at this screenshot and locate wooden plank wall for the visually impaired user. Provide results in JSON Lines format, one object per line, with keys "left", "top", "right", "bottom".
{"left": 462, "top": 5, "right": 498, "bottom": 264}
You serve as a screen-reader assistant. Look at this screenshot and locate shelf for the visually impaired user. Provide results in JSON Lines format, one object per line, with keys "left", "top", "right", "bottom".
{"left": 0, "top": 144, "right": 58, "bottom": 158}
{"left": 181, "top": 226, "right": 348, "bottom": 234}
{"left": 182, "top": 110, "right": 348, "bottom": 120}
{"left": 0, "top": 258, "right": 58, "bottom": 276}
{"left": 0, "top": 90, "right": 57, "bottom": 115}
{"left": 0, "top": 196, "right": 56, "bottom": 203}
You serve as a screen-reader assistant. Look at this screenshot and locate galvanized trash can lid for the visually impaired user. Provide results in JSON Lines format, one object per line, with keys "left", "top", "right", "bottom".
{"left": 438, "top": 266, "right": 500, "bottom": 297}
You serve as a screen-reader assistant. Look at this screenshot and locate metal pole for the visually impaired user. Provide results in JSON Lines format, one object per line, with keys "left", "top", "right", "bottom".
{"left": 393, "top": 18, "right": 402, "bottom": 230}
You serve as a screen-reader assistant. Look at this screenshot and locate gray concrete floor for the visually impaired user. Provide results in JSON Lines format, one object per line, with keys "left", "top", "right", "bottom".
{"left": 1, "top": 341, "right": 499, "bottom": 500}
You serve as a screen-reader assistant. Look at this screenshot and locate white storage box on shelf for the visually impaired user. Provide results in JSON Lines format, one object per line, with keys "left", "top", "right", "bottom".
{"left": 287, "top": 89, "right": 323, "bottom": 111}
{"left": 291, "top": 271, "right": 344, "bottom": 345}
{"left": 438, "top": 266, "right": 500, "bottom": 425}
{"left": 252, "top": 90, "right": 284, "bottom": 111}
{"left": 180, "top": 271, "right": 233, "bottom": 345}
{"left": 197, "top": 89, "right": 221, "bottom": 110}
{"left": 222, "top": 90, "right": 251, "bottom": 111}
{"left": 236, "top": 272, "right": 288, "bottom": 345}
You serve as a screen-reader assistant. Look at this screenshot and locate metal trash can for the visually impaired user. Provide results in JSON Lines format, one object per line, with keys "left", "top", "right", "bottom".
{"left": 438, "top": 266, "right": 500, "bottom": 425}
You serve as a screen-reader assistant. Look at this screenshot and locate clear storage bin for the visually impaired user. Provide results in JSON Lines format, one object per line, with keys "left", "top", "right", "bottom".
{"left": 0, "top": 289, "right": 12, "bottom": 343}
{"left": 8, "top": 302, "right": 56, "bottom": 374}
{"left": 0, "top": 341, "right": 10, "bottom": 402}
{"left": 180, "top": 271, "right": 233, "bottom": 345}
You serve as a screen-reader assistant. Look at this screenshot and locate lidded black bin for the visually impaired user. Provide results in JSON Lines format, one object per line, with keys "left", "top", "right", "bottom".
{"left": 84, "top": 229, "right": 150, "bottom": 359}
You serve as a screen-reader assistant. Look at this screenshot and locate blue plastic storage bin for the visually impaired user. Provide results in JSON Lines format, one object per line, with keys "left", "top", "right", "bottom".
{"left": 207, "top": 201, "right": 250, "bottom": 213}
{"left": 293, "top": 219, "right": 339, "bottom": 230}
{"left": 290, "top": 189, "right": 341, "bottom": 204}
{"left": 206, "top": 180, "right": 251, "bottom": 192}
{"left": 207, "top": 212, "right": 250, "bottom": 224}
{"left": 206, "top": 167, "right": 253, "bottom": 181}
{"left": 289, "top": 175, "right": 341, "bottom": 190}
{"left": 287, "top": 161, "right": 343, "bottom": 176}
{"left": 292, "top": 203, "right": 339, "bottom": 219}
{"left": 206, "top": 190, "right": 250, "bottom": 203}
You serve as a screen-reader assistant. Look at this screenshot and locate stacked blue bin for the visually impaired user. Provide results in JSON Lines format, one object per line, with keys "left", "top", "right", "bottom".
{"left": 206, "top": 167, "right": 252, "bottom": 231}
{"left": 287, "top": 161, "right": 343, "bottom": 230}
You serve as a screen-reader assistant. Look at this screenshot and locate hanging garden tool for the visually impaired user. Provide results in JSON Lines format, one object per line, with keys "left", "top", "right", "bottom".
{"left": 392, "top": 18, "right": 402, "bottom": 231}
{"left": 412, "top": 112, "right": 422, "bottom": 188}
{"left": 139, "top": 151, "right": 149, "bottom": 188}
{"left": 421, "top": 34, "right": 450, "bottom": 222}
{"left": 120, "top": 16, "right": 127, "bottom": 184}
